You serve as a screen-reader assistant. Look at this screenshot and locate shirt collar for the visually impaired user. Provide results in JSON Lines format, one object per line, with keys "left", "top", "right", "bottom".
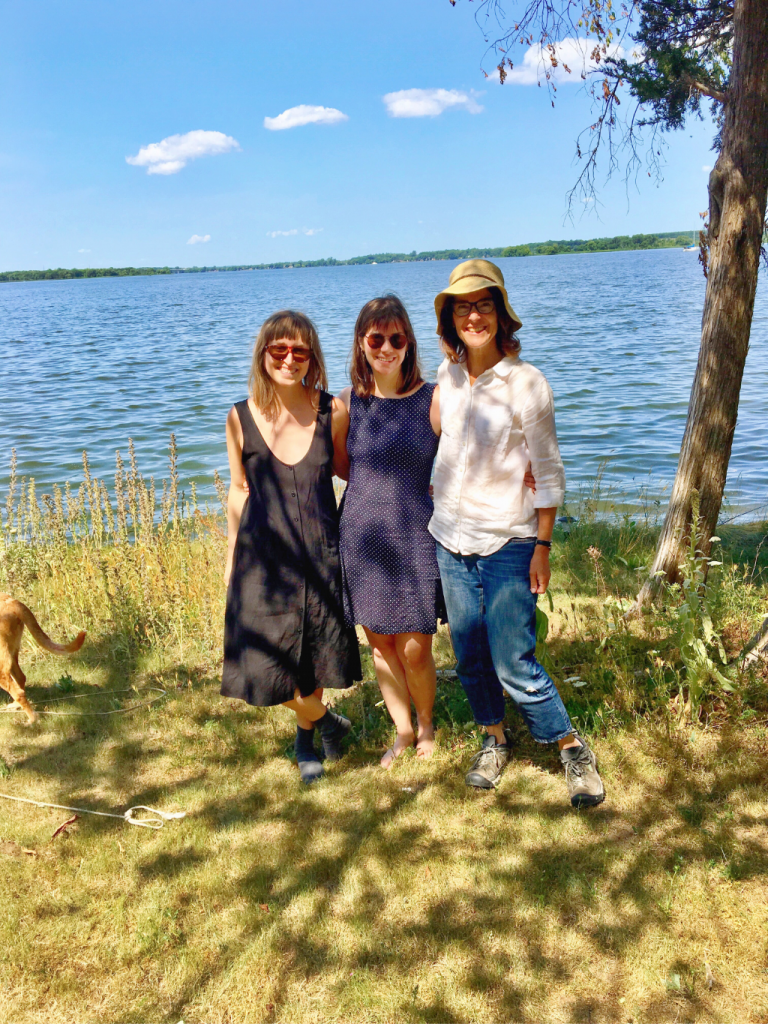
{"left": 455, "top": 355, "right": 519, "bottom": 382}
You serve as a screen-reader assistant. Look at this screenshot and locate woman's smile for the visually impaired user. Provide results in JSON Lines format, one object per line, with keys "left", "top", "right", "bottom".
{"left": 453, "top": 288, "right": 499, "bottom": 352}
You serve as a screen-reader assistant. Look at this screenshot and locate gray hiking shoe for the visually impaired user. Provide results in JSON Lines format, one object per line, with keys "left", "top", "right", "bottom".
{"left": 560, "top": 735, "right": 605, "bottom": 808}
{"left": 465, "top": 730, "right": 514, "bottom": 789}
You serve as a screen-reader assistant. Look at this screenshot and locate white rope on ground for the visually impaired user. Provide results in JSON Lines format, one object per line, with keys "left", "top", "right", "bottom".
{"left": 1, "top": 686, "right": 168, "bottom": 717}
{"left": 0, "top": 792, "right": 186, "bottom": 829}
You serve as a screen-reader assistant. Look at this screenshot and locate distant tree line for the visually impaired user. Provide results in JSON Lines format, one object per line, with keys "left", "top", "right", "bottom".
{"left": 0, "top": 231, "right": 696, "bottom": 282}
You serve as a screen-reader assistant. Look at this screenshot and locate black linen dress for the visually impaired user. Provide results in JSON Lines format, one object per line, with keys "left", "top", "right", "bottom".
{"left": 221, "top": 393, "right": 361, "bottom": 706}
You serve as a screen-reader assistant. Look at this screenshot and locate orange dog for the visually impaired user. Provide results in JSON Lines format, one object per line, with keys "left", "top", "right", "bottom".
{"left": 0, "top": 594, "right": 85, "bottom": 723}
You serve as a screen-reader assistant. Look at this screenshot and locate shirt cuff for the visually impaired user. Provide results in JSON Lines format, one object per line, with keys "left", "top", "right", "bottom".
{"left": 533, "top": 488, "right": 564, "bottom": 510}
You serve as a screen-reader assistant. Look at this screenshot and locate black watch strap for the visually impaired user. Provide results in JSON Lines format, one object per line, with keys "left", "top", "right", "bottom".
{"left": 535, "top": 539, "right": 552, "bottom": 549}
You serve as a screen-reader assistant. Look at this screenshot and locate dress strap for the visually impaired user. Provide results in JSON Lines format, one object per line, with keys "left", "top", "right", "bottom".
{"left": 234, "top": 399, "right": 264, "bottom": 456}
{"left": 317, "top": 390, "right": 333, "bottom": 417}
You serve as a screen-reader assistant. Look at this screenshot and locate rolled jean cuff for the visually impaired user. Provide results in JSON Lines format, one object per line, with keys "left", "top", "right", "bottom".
{"left": 529, "top": 724, "right": 575, "bottom": 745}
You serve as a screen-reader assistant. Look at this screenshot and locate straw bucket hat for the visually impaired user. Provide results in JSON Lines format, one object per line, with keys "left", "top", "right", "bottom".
{"left": 434, "top": 259, "right": 522, "bottom": 334}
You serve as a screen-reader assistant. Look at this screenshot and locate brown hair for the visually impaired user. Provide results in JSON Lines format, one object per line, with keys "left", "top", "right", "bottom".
{"left": 349, "top": 295, "right": 423, "bottom": 398}
{"left": 438, "top": 287, "right": 521, "bottom": 364}
{"left": 249, "top": 310, "right": 328, "bottom": 420}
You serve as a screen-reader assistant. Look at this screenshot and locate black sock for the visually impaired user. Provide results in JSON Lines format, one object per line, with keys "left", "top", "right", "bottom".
{"left": 316, "top": 708, "right": 352, "bottom": 761}
{"left": 317, "top": 707, "right": 350, "bottom": 739}
{"left": 295, "top": 724, "right": 320, "bottom": 763}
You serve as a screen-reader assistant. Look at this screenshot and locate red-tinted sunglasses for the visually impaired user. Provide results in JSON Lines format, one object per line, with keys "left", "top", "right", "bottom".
{"left": 266, "top": 344, "right": 312, "bottom": 363}
{"left": 364, "top": 331, "right": 408, "bottom": 350}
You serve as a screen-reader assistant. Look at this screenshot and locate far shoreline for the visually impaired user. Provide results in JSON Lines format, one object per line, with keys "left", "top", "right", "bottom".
{"left": 0, "top": 230, "right": 699, "bottom": 283}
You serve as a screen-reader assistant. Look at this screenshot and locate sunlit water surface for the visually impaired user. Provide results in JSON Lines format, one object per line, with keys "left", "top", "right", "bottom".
{"left": 1, "top": 249, "right": 766, "bottom": 517}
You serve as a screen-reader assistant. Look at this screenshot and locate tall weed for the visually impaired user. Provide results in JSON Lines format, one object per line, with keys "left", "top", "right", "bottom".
{"left": 657, "top": 491, "right": 734, "bottom": 720}
{"left": 0, "top": 437, "right": 228, "bottom": 662}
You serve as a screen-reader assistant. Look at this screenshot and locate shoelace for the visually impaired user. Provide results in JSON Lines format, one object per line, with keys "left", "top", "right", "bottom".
{"left": 472, "top": 745, "right": 504, "bottom": 771}
{"left": 564, "top": 749, "right": 590, "bottom": 777}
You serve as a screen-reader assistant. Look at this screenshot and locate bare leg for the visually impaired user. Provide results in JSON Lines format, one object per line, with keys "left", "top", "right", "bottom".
{"left": 395, "top": 633, "right": 436, "bottom": 758}
{"left": 486, "top": 723, "right": 506, "bottom": 744}
{"left": 558, "top": 734, "right": 581, "bottom": 750}
{"left": 364, "top": 627, "right": 415, "bottom": 767}
{"left": 283, "top": 688, "right": 326, "bottom": 728}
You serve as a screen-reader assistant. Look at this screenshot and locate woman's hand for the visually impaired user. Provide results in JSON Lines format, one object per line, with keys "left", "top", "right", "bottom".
{"left": 524, "top": 461, "right": 536, "bottom": 493}
{"left": 529, "top": 545, "right": 551, "bottom": 594}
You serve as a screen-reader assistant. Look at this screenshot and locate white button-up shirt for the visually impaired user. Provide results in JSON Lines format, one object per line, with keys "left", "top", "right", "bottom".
{"left": 429, "top": 355, "right": 566, "bottom": 556}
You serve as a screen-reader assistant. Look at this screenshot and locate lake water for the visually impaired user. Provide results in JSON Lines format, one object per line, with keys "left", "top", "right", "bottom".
{"left": 1, "top": 249, "right": 766, "bottom": 518}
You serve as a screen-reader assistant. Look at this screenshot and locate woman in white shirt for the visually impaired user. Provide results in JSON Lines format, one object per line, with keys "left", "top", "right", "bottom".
{"left": 429, "top": 259, "right": 605, "bottom": 808}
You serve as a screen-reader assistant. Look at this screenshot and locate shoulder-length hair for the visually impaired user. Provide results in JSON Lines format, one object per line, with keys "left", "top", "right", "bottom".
{"left": 438, "top": 287, "right": 521, "bottom": 364}
{"left": 249, "top": 310, "right": 328, "bottom": 420}
{"left": 350, "top": 294, "right": 423, "bottom": 398}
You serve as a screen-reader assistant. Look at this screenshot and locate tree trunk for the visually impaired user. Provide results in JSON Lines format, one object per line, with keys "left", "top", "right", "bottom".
{"left": 631, "top": 0, "right": 768, "bottom": 613}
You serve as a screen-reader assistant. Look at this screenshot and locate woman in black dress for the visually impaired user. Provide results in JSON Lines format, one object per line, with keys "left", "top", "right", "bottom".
{"left": 339, "top": 296, "right": 442, "bottom": 767}
{"left": 222, "top": 310, "right": 361, "bottom": 784}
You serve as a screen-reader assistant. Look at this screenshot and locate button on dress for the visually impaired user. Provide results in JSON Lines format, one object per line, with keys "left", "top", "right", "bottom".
{"left": 222, "top": 393, "right": 361, "bottom": 706}
{"left": 340, "top": 383, "right": 443, "bottom": 635}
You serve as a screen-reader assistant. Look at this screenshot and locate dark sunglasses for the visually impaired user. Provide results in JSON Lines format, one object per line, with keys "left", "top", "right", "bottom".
{"left": 266, "top": 344, "right": 312, "bottom": 363}
{"left": 364, "top": 331, "right": 408, "bottom": 350}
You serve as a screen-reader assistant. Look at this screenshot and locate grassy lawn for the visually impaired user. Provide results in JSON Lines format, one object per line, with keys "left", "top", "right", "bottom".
{"left": 1, "top": 458, "right": 767, "bottom": 1022}
{"left": 1, "top": 659, "right": 767, "bottom": 1023}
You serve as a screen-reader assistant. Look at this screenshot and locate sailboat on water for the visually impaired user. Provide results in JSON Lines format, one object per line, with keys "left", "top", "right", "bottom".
{"left": 684, "top": 229, "right": 698, "bottom": 251}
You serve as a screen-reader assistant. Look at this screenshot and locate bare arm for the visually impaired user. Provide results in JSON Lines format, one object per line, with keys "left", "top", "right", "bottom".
{"left": 429, "top": 384, "right": 441, "bottom": 436}
{"left": 224, "top": 406, "right": 247, "bottom": 587}
{"left": 338, "top": 385, "right": 352, "bottom": 412}
{"left": 529, "top": 506, "right": 556, "bottom": 595}
{"left": 331, "top": 395, "right": 351, "bottom": 481}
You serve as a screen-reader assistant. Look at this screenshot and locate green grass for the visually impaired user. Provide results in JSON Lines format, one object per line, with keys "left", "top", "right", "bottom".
{"left": 1, "top": 449, "right": 767, "bottom": 1022}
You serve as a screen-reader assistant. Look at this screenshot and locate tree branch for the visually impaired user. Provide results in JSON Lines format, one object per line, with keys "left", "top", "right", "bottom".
{"left": 682, "top": 74, "right": 728, "bottom": 103}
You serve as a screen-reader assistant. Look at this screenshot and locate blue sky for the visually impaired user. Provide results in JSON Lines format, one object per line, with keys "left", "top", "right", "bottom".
{"left": 0, "top": 0, "right": 717, "bottom": 271}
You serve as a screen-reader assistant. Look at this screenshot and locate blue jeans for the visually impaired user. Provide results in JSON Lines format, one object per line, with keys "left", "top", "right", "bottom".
{"left": 436, "top": 539, "right": 574, "bottom": 744}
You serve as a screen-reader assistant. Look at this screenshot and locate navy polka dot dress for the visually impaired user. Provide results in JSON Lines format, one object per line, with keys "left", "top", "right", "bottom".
{"left": 340, "top": 383, "right": 442, "bottom": 635}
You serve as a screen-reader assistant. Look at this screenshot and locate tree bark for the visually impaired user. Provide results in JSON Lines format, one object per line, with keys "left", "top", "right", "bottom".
{"left": 631, "top": 0, "right": 768, "bottom": 613}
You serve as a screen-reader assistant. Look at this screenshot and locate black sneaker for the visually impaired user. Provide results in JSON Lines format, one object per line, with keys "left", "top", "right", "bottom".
{"left": 560, "top": 735, "right": 605, "bottom": 807}
{"left": 465, "top": 730, "right": 514, "bottom": 789}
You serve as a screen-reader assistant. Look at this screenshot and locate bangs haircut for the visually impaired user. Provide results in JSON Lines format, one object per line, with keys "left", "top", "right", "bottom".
{"left": 438, "top": 286, "right": 521, "bottom": 364}
{"left": 249, "top": 310, "right": 328, "bottom": 420}
{"left": 350, "top": 294, "right": 423, "bottom": 398}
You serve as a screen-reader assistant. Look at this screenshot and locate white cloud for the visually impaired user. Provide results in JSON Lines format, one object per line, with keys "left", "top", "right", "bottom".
{"left": 497, "top": 37, "right": 627, "bottom": 86}
{"left": 126, "top": 130, "right": 240, "bottom": 175}
{"left": 263, "top": 105, "right": 348, "bottom": 131}
{"left": 702, "top": 164, "right": 712, "bottom": 172}
{"left": 78, "top": 248, "right": 91, "bottom": 253}
{"left": 187, "top": 234, "right": 211, "bottom": 245}
{"left": 267, "top": 227, "right": 323, "bottom": 238}
{"left": 383, "top": 88, "right": 483, "bottom": 118}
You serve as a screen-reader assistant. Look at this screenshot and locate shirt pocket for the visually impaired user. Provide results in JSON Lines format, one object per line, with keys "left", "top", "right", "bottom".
{"left": 469, "top": 400, "right": 513, "bottom": 449}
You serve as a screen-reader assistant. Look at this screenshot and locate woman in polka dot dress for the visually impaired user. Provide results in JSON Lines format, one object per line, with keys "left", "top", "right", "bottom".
{"left": 339, "top": 296, "right": 442, "bottom": 767}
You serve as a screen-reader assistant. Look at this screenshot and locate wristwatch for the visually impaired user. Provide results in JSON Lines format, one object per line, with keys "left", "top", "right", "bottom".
{"left": 535, "top": 539, "right": 552, "bottom": 549}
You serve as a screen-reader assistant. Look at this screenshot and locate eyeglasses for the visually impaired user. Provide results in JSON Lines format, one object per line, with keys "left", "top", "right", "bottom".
{"left": 453, "top": 298, "right": 496, "bottom": 317}
{"left": 364, "top": 331, "right": 408, "bottom": 350}
{"left": 265, "top": 344, "right": 312, "bottom": 363}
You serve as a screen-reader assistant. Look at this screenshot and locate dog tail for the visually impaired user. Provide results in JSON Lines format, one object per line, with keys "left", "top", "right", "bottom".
{"left": 14, "top": 601, "right": 86, "bottom": 654}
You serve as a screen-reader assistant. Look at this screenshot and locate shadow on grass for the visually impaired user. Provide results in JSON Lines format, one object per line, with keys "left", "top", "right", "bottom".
{"left": 153, "top": 706, "right": 766, "bottom": 1021}
{"left": 3, "top": 647, "right": 767, "bottom": 1023}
